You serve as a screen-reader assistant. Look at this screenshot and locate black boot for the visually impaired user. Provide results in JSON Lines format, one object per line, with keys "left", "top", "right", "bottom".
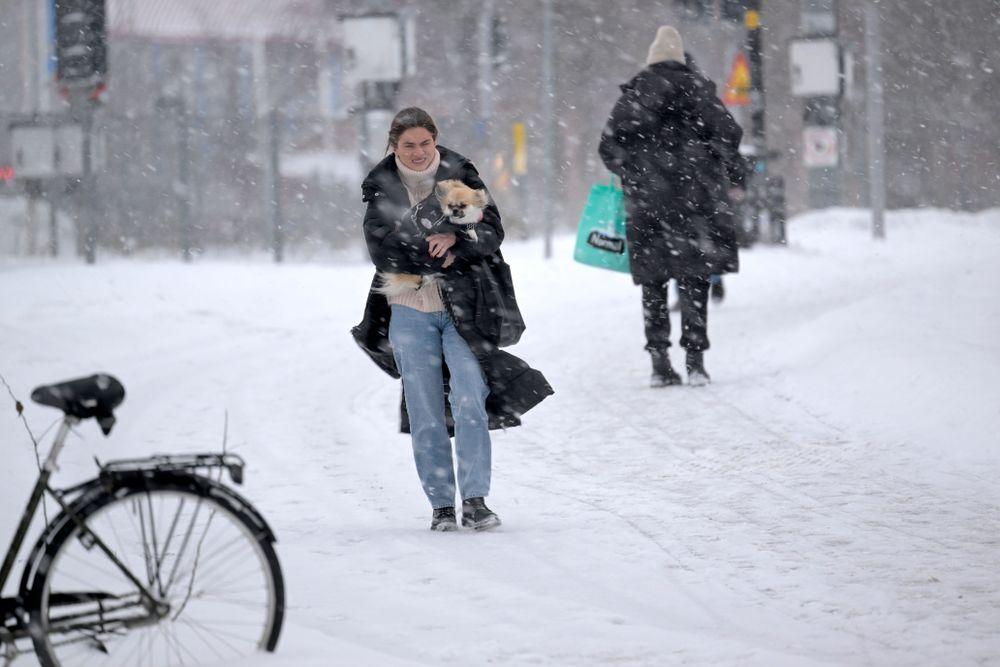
{"left": 686, "top": 350, "right": 711, "bottom": 387}
{"left": 431, "top": 506, "right": 457, "bottom": 531}
{"left": 461, "top": 497, "right": 501, "bottom": 531}
{"left": 710, "top": 278, "right": 725, "bottom": 303}
{"left": 650, "top": 350, "right": 682, "bottom": 387}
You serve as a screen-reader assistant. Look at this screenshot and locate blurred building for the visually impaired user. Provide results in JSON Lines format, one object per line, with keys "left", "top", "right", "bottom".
{"left": 1, "top": 0, "right": 998, "bottom": 256}
{"left": 757, "top": 0, "right": 1000, "bottom": 213}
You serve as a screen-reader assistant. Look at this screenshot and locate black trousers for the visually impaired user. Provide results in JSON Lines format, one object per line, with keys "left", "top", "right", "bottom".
{"left": 641, "top": 276, "right": 710, "bottom": 353}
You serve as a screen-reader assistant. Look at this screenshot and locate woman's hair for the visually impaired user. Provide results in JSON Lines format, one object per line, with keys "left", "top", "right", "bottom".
{"left": 386, "top": 107, "right": 438, "bottom": 153}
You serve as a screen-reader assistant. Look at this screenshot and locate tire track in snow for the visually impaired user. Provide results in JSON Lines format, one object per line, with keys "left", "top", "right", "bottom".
{"left": 504, "top": 349, "right": 1000, "bottom": 661}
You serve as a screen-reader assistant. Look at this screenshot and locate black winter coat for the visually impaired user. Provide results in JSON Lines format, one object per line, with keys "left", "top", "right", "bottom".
{"left": 351, "top": 146, "right": 553, "bottom": 433}
{"left": 599, "top": 60, "right": 746, "bottom": 285}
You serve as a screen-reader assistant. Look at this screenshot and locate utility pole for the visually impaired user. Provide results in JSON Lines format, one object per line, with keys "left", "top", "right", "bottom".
{"left": 177, "top": 102, "right": 192, "bottom": 262}
{"left": 22, "top": 0, "right": 45, "bottom": 255}
{"left": 71, "top": 94, "right": 97, "bottom": 264}
{"left": 155, "top": 96, "right": 193, "bottom": 261}
{"left": 48, "top": 184, "right": 59, "bottom": 256}
{"left": 744, "top": 0, "right": 765, "bottom": 245}
{"left": 540, "top": 0, "right": 554, "bottom": 259}
{"left": 476, "top": 0, "right": 495, "bottom": 162}
{"left": 865, "top": 1, "right": 886, "bottom": 240}
{"left": 55, "top": 0, "right": 107, "bottom": 264}
{"left": 252, "top": 40, "right": 283, "bottom": 262}
{"left": 269, "top": 108, "right": 284, "bottom": 263}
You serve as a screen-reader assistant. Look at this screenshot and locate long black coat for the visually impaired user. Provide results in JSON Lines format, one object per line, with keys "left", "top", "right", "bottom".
{"left": 599, "top": 60, "right": 746, "bottom": 285}
{"left": 351, "top": 146, "right": 553, "bottom": 433}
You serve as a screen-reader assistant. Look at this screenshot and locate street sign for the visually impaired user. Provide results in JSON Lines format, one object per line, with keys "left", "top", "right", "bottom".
{"left": 10, "top": 120, "right": 87, "bottom": 178}
{"left": 790, "top": 38, "right": 841, "bottom": 97}
{"left": 341, "top": 15, "right": 405, "bottom": 84}
{"left": 723, "top": 52, "right": 751, "bottom": 106}
{"left": 802, "top": 126, "right": 839, "bottom": 168}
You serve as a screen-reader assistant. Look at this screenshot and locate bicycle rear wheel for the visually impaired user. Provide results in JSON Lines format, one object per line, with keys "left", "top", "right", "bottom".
{"left": 27, "top": 478, "right": 284, "bottom": 666}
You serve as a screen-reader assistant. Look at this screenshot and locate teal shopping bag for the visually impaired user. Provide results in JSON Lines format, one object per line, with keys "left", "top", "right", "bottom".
{"left": 573, "top": 178, "right": 630, "bottom": 273}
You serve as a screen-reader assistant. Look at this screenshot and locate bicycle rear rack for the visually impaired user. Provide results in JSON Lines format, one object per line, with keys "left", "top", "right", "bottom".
{"left": 99, "top": 453, "right": 246, "bottom": 485}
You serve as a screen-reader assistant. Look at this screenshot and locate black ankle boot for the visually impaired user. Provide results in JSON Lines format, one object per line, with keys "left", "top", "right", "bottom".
{"left": 686, "top": 350, "right": 711, "bottom": 386}
{"left": 710, "top": 279, "right": 725, "bottom": 302}
{"left": 650, "top": 350, "right": 682, "bottom": 387}
{"left": 461, "top": 497, "right": 501, "bottom": 531}
{"left": 431, "top": 506, "right": 457, "bottom": 531}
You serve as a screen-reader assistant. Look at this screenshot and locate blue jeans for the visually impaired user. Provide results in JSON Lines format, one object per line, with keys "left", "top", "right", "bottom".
{"left": 388, "top": 305, "right": 492, "bottom": 509}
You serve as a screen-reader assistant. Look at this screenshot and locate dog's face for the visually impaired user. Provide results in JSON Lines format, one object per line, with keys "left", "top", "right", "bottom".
{"left": 435, "top": 179, "right": 489, "bottom": 223}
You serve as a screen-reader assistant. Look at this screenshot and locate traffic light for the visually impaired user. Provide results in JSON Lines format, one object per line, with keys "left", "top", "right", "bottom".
{"left": 55, "top": 0, "right": 107, "bottom": 88}
{"left": 674, "top": 0, "right": 708, "bottom": 20}
{"left": 721, "top": 0, "right": 751, "bottom": 22}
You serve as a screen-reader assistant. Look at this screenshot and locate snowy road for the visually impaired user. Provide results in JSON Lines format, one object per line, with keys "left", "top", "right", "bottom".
{"left": 2, "top": 208, "right": 999, "bottom": 665}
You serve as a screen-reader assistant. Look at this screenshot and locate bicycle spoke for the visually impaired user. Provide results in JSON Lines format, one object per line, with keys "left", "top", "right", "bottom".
{"left": 134, "top": 495, "right": 157, "bottom": 590}
{"left": 166, "top": 531, "right": 260, "bottom": 592}
{"left": 33, "top": 487, "right": 280, "bottom": 666}
{"left": 176, "top": 615, "right": 247, "bottom": 657}
{"left": 171, "top": 508, "right": 219, "bottom": 621}
{"left": 164, "top": 621, "right": 201, "bottom": 665}
{"left": 104, "top": 510, "right": 140, "bottom": 590}
{"left": 143, "top": 491, "right": 165, "bottom": 595}
{"left": 171, "top": 551, "right": 263, "bottom": 598}
{"left": 164, "top": 496, "right": 207, "bottom": 594}
{"left": 175, "top": 616, "right": 231, "bottom": 661}
{"left": 155, "top": 497, "right": 187, "bottom": 597}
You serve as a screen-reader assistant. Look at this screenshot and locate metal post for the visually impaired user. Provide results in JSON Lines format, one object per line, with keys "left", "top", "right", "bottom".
{"left": 744, "top": 2, "right": 766, "bottom": 245}
{"left": 26, "top": 179, "right": 40, "bottom": 255}
{"left": 540, "top": 0, "right": 554, "bottom": 259}
{"left": 191, "top": 45, "right": 205, "bottom": 242}
{"left": 177, "top": 102, "right": 192, "bottom": 262}
{"left": 269, "top": 108, "right": 284, "bottom": 263}
{"left": 20, "top": 0, "right": 36, "bottom": 114}
{"left": 865, "top": 1, "right": 886, "bottom": 240}
{"left": 48, "top": 191, "right": 59, "bottom": 256}
{"left": 476, "top": 0, "right": 495, "bottom": 159}
{"left": 77, "top": 99, "right": 97, "bottom": 264}
{"left": 252, "top": 40, "right": 277, "bottom": 257}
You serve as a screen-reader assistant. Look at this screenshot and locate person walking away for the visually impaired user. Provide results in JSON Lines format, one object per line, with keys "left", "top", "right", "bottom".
{"left": 599, "top": 25, "right": 746, "bottom": 387}
{"left": 352, "top": 107, "right": 553, "bottom": 531}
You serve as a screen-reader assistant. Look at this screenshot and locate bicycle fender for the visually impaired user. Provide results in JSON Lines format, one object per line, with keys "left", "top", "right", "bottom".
{"left": 17, "top": 480, "right": 108, "bottom": 600}
{"left": 97, "top": 470, "right": 279, "bottom": 545}
{"left": 17, "top": 472, "right": 278, "bottom": 601}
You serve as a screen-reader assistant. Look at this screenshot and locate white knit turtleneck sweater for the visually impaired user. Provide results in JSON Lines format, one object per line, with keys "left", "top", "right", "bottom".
{"left": 395, "top": 150, "right": 440, "bottom": 205}
{"left": 389, "top": 150, "right": 445, "bottom": 313}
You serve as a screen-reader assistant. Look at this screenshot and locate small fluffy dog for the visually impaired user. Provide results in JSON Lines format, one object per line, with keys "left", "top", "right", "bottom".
{"left": 435, "top": 179, "right": 489, "bottom": 241}
{"left": 377, "top": 180, "right": 490, "bottom": 297}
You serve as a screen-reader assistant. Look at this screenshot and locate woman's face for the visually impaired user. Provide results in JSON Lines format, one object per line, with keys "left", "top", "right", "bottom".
{"left": 394, "top": 127, "right": 436, "bottom": 171}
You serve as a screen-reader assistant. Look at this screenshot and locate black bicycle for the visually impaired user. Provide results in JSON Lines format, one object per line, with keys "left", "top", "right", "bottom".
{"left": 0, "top": 374, "right": 284, "bottom": 666}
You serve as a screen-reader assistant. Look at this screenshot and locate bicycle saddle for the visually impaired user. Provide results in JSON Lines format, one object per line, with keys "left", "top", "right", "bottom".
{"left": 31, "top": 373, "right": 126, "bottom": 435}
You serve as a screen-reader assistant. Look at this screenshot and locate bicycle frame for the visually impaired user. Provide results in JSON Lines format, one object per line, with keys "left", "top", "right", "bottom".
{"left": 0, "top": 417, "right": 78, "bottom": 598}
{"left": 2, "top": 417, "right": 175, "bottom": 659}
{"left": 1, "top": 415, "right": 253, "bottom": 639}
{"left": 3, "top": 374, "right": 283, "bottom": 666}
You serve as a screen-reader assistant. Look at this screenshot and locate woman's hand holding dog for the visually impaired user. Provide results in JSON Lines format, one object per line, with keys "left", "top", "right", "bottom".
{"left": 427, "top": 232, "right": 456, "bottom": 259}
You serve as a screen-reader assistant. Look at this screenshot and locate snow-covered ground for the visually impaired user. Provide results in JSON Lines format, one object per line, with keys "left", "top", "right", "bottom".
{"left": 2, "top": 207, "right": 999, "bottom": 665}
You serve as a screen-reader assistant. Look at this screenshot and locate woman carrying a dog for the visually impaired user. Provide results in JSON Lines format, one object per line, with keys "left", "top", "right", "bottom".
{"left": 352, "top": 107, "right": 552, "bottom": 532}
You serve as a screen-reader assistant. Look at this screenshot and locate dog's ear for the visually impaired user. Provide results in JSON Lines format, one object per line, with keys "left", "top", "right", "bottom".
{"left": 434, "top": 181, "right": 450, "bottom": 200}
{"left": 474, "top": 189, "right": 490, "bottom": 207}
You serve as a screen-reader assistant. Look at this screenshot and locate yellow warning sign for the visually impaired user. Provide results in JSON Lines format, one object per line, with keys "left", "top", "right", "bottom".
{"left": 723, "top": 52, "right": 751, "bottom": 107}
